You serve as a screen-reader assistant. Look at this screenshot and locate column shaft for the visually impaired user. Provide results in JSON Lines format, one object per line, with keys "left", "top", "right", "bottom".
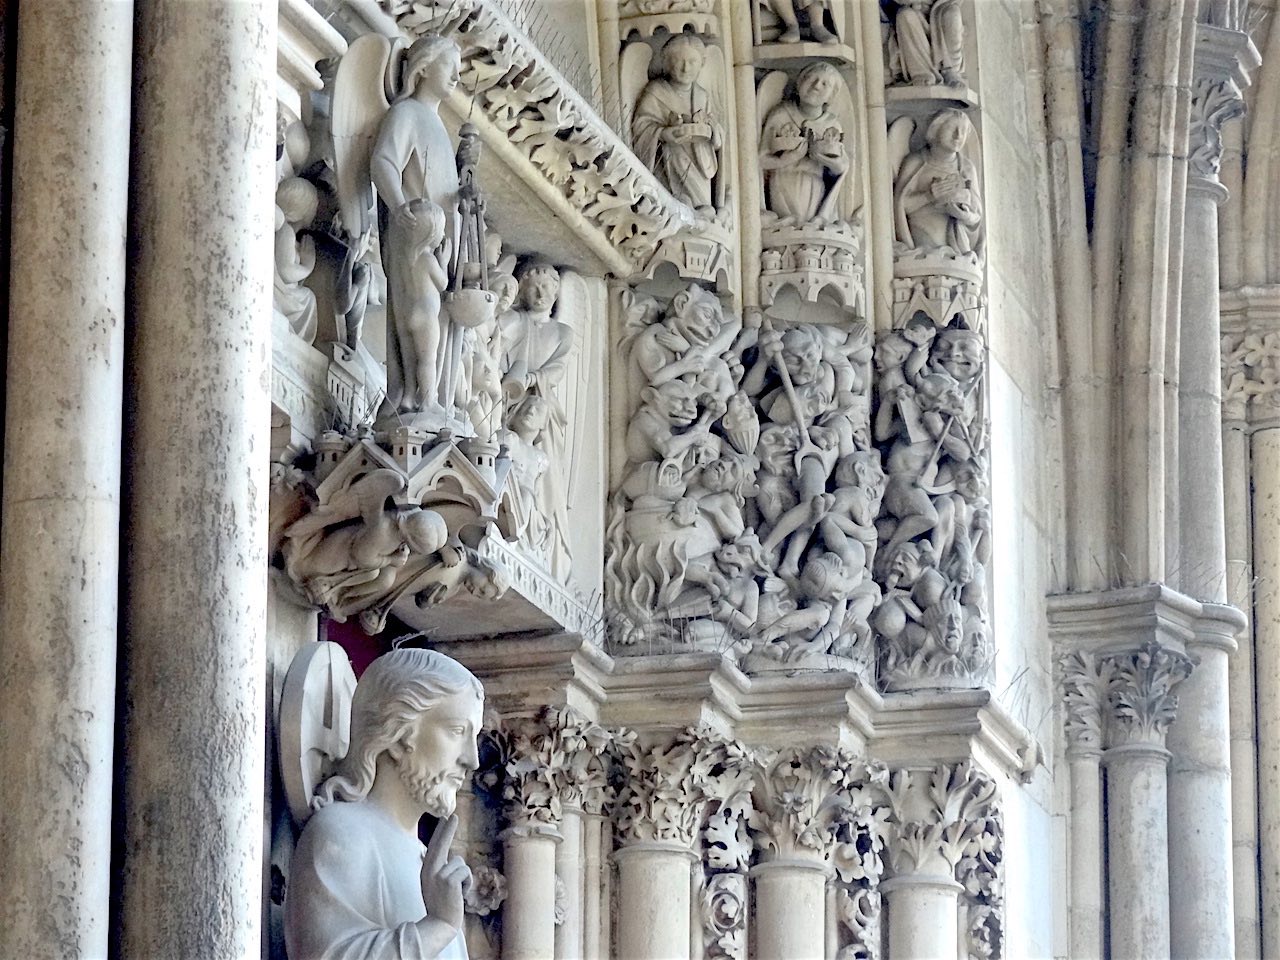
{"left": 1252, "top": 426, "right": 1280, "bottom": 956}
{"left": 751, "top": 860, "right": 827, "bottom": 960}
{"left": 582, "top": 815, "right": 604, "bottom": 960}
{"left": 880, "top": 874, "right": 962, "bottom": 960}
{"left": 0, "top": 3, "right": 131, "bottom": 957}
{"left": 118, "top": 2, "right": 277, "bottom": 957}
{"left": 1067, "top": 752, "right": 1104, "bottom": 960}
{"left": 1224, "top": 419, "right": 1261, "bottom": 958}
{"left": 503, "top": 831, "right": 560, "bottom": 960}
{"left": 555, "top": 810, "right": 583, "bottom": 959}
{"left": 613, "top": 843, "right": 694, "bottom": 960}
{"left": 1105, "top": 745, "right": 1173, "bottom": 959}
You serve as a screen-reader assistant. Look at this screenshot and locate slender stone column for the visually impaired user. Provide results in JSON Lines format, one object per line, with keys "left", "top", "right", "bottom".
{"left": 1254, "top": 425, "right": 1280, "bottom": 956}
{"left": 875, "top": 762, "right": 998, "bottom": 960}
{"left": 1167, "top": 45, "right": 1253, "bottom": 954}
{"left": 582, "top": 814, "right": 604, "bottom": 960}
{"left": 555, "top": 808, "right": 583, "bottom": 959}
{"left": 1168, "top": 602, "right": 1243, "bottom": 959}
{"left": 1100, "top": 642, "right": 1194, "bottom": 960}
{"left": 117, "top": 2, "right": 276, "bottom": 957}
{"left": 880, "top": 874, "right": 962, "bottom": 960}
{"left": 1058, "top": 652, "right": 1107, "bottom": 960}
{"left": 1222, "top": 416, "right": 1261, "bottom": 959}
{"left": 0, "top": 3, "right": 131, "bottom": 957}
{"left": 613, "top": 843, "right": 696, "bottom": 960}
{"left": 502, "top": 827, "right": 561, "bottom": 960}
{"left": 751, "top": 860, "right": 829, "bottom": 960}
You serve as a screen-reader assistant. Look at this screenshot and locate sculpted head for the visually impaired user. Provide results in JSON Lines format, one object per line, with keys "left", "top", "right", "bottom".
{"left": 314, "top": 648, "right": 483, "bottom": 819}
{"left": 403, "top": 34, "right": 462, "bottom": 101}
{"left": 780, "top": 326, "right": 824, "bottom": 385}
{"left": 925, "top": 108, "right": 969, "bottom": 154}
{"left": 669, "top": 284, "right": 723, "bottom": 346}
{"left": 662, "top": 33, "right": 706, "bottom": 86}
{"left": 934, "top": 329, "right": 983, "bottom": 382}
{"left": 796, "top": 62, "right": 840, "bottom": 109}
{"left": 516, "top": 260, "right": 561, "bottom": 315}
{"left": 643, "top": 379, "right": 701, "bottom": 429}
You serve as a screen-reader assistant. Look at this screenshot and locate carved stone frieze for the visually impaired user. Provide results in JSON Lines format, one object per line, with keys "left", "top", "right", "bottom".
{"left": 379, "top": 0, "right": 687, "bottom": 269}
{"left": 1101, "top": 640, "right": 1196, "bottom": 748}
{"left": 605, "top": 287, "right": 880, "bottom": 673}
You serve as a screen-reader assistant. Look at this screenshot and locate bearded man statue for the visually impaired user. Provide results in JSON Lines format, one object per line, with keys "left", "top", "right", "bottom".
{"left": 284, "top": 648, "right": 484, "bottom": 959}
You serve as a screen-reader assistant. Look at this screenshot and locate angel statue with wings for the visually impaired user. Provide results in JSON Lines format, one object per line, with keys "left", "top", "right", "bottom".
{"left": 332, "top": 32, "right": 480, "bottom": 418}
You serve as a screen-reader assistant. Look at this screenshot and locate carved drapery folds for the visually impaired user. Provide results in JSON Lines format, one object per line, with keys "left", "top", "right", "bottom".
{"left": 605, "top": 286, "right": 880, "bottom": 674}
{"left": 882, "top": 0, "right": 968, "bottom": 94}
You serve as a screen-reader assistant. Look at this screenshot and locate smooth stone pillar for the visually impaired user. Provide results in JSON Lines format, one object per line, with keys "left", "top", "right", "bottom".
{"left": 502, "top": 828, "right": 560, "bottom": 960}
{"left": 1067, "top": 749, "right": 1104, "bottom": 960}
{"left": 1169, "top": 604, "right": 1243, "bottom": 959}
{"left": 880, "top": 873, "right": 962, "bottom": 960}
{"left": 0, "top": 2, "right": 132, "bottom": 957}
{"left": 751, "top": 859, "right": 827, "bottom": 960}
{"left": 1105, "top": 742, "right": 1173, "bottom": 959}
{"left": 555, "top": 810, "right": 583, "bottom": 960}
{"left": 118, "top": 2, "right": 277, "bottom": 957}
{"left": 1253, "top": 426, "right": 1280, "bottom": 957}
{"left": 582, "top": 814, "right": 604, "bottom": 960}
{"left": 613, "top": 842, "right": 696, "bottom": 960}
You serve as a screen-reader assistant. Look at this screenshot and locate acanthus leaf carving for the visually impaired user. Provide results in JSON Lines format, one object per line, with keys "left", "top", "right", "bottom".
{"left": 876, "top": 761, "right": 997, "bottom": 877}
{"left": 700, "top": 872, "right": 749, "bottom": 960}
{"left": 1057, "top": 650, "right": 1107, "bottom": 754}
{"left": 1101, "top": 640, "right": 1196, "bottom": 747}
{"left": 1189, "top": 76, "right": 1245, "bottom": 181}
{"left": 497, "top": 706, "right": 616, "bottom": 830}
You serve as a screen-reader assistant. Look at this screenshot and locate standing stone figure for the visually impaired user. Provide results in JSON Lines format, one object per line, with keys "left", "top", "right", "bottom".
{"left": 285, "top": 648, "right": 484, "bottom": 960}
{"left": 369, "top": 35, "right": 467, "bottom": 414}
{"left": 760, "top": 62, "right": 850, "bottom": 226}
{"left": 632, "top": 33, "right": 725, "bottom": 215}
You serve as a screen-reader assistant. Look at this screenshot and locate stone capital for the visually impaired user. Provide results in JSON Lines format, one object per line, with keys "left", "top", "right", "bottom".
{"left": 498, "top": 705, "right": 616, "bottom": 830}
{"left": 612, "top": 727, "right": 755, "bottom": 848}
{"left": 875, "top": 761, "right": 998, "bottom": 879}
{"left": 1100, "top": 641, "right": 1196, "bottom": 748}
{"left": 747, "top": 746, "right": 880, "bottom": 866}
{"left": 1057, "top": 650, "right": 1107, "bottom": 756}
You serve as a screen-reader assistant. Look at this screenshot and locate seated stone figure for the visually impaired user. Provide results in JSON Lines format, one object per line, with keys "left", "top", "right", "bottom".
{"left": 285, "top": 648, "right": 484, "bottom": 960}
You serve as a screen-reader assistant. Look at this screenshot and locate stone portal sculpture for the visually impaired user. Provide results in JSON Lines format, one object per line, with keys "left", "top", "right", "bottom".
{"left": 761, "top": 0, "right": 839, "bottom": 45}
{"left": 632, "top": 33, "right": 726, "bottom": 215}
{"left": 284, "top": 647, "right": 484, "bottom": 960}
{"left": 760, "top": 63, "right": 850, "bottom": 227}
{"left": 886, "top": 0, "right": 965, "bottom": 87}
{"left": 892, "top": 109, "right": 984, "bottom": 262}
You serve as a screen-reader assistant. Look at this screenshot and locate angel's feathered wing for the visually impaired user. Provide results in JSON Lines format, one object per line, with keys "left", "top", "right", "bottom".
{"left": 330, "top": 35, "right": 399, "bottom": 241}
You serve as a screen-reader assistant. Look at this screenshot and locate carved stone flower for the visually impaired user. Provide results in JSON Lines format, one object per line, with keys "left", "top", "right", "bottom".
{"left": 463, "top": 864, "right": 508, "bottom": 917}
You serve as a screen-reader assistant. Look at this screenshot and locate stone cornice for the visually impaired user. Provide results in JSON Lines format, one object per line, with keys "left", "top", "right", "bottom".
{"left": 350, "top": 0, "right": 690, "bottom": 276}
